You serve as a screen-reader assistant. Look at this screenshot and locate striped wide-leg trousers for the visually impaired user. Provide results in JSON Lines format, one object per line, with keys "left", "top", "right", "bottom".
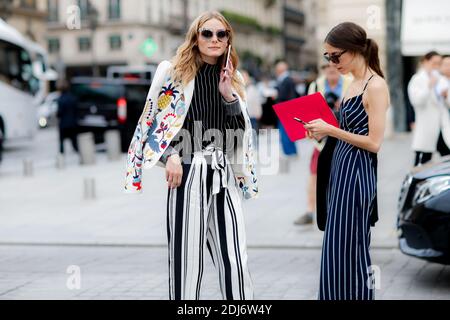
{"left": 166, "top": 148, "right": 254, "bottom": 300}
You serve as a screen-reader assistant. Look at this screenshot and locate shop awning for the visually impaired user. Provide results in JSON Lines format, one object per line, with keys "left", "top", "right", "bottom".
{"left": 401, "top": 0, "right": 450, "bottom": 56}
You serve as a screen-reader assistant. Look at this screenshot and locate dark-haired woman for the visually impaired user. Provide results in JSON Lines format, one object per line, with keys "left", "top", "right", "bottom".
{"left": 304, "top": 22, "right": 390, "bottom": 300}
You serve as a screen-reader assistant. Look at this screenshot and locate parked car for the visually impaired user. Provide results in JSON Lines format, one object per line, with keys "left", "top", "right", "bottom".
{"left": 397, "top": 156, "right": 450, "bottom": 264}
{"left": 70, "top": 77, "right": 151, "bottom": 152}
{"left": 37, "top": 91, "right": 60, "bottom": 128}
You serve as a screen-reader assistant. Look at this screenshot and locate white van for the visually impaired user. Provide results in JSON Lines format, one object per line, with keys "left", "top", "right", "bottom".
{"left": 0, "top": 19, "right": 55, "bottom": 162}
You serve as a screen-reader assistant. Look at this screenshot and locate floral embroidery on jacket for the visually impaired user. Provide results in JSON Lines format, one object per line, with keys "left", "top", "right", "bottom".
{"left": 125, "top": 61, "right": 258, "bottom": 199}
{"left": 158, "top": 82, "right": 179, "bottom": 111}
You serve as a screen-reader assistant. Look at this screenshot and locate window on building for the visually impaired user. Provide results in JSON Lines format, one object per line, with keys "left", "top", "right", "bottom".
{"left": 78, "top": 37, "right": 91, "bottom": 52}
{"left": 109, "top": 35, "right": 122, "bottom": 50}
{"left": 77, "top": 0, "right": 89, "bottom": 21}
{"left": 48, "top": 38, "right": 60, "bottom": 53}
{"left": 47, "top": 0, "right": 59, "bottom": 22}
{"left": 108, "top": 0, "right": 121, "bottom": 20}
{"left": 20, "top": 0, "right": 37, "bottom": 9}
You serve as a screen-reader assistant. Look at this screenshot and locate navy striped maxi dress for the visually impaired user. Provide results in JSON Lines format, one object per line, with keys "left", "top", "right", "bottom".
{"left": 319, "top": 75, "right": 377, "bottom": 300}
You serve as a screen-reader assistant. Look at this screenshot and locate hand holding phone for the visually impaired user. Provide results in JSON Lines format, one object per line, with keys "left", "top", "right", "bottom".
{"left": 224, "top": 45, "right": 232, "bottom": 76}
{"left": 295, "top": 117, "right": 314, "bottom": 139}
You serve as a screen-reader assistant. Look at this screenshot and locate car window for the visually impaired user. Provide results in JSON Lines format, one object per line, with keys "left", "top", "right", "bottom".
{"left": 72, "top": 83, "right": 124, "bottom": 104}
{"left": 125, "top": 84, "right": 149, "bottom": 103}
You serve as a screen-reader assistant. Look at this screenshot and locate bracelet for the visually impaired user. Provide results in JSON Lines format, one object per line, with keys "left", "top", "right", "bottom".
{"left": 223, "top": 94, "right": 238, "bottom": 103}
{"left": 167, "top": 153, "right": 178, "bottom": 160}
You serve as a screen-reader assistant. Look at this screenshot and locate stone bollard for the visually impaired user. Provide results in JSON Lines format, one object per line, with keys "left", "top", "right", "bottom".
{"left": 23, "top": 159, "right": 33, "bottom": 177}
{"left": 83, "top": 178, "right": 96, "bottom": 200}
{"left": 56, "top": 154, "right": 65, "bottom": 170}
{"left": 78, "top": 132, "right": 96, "bottom": 165}
{"left": 279, "top": 157, "right": 290, "bottom": 174}
{"left": 105, "top": 130, "right": 121, "bottom": 161}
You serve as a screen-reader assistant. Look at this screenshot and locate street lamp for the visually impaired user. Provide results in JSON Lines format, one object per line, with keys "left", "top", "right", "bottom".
{"left": 0, "top": 0, "right": 14, "bottom": 21}
{"left": 87, "top": 1, "right": 100, "bottom": 77}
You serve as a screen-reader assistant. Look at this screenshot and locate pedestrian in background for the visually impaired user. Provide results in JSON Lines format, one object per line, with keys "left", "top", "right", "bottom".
{"left": 56, "top": 79, "right": 79, "bottom": 155}
{"left": 294, "top": 64, "right": 351, "bottom": 226}
{"left": 258, "top": 75, "right": 278, "bottom": 129}
{"left": 408, "top": 51, "right": 450, "bottom": 166}
{"left": 304, "top": 22, "right": 390, "bottom": 300}
{"left": 275, "top": 61, "right": 299, "bottom": 157}
{"left": 437, "top": 55, "right": 450, "bottom": 108}
{"left": 125, "top": 11, "right": 257, "bottom": 300}
{"left": 241, "top": 70, "right": 263, "bottom": 146}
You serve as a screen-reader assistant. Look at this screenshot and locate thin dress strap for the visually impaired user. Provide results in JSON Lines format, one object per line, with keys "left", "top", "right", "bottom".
{"left": 362, "top": 74, "right": 375, "bottom": 93}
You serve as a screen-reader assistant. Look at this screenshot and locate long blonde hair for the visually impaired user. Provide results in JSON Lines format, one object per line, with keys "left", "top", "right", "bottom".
{"left": 170, "top": 11, "right": 245, "bottom": 99}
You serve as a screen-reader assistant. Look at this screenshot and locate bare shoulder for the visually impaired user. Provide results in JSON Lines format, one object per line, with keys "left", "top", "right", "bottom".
{"left": 363, "top": 75, "right": 390, "bottom": 110}
{"left": 367, "top": 75, "right": 388, "bottom": 94}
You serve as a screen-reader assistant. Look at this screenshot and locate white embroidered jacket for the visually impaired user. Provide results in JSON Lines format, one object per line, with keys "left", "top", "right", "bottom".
{"left": 124, "top": 60, "right": 259, "bottom": 200}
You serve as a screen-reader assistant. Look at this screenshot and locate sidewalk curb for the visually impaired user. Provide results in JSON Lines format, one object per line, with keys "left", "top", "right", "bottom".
{"left": 0, "top": 241, "right": 400, "bottom": 250}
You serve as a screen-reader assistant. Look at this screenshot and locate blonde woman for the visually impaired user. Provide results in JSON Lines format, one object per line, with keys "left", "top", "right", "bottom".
{"left": 124, "top": 11, "right": 258, "bottom": 300}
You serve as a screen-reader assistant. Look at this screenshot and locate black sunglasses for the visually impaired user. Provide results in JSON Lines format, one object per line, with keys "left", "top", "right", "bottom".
{"left": 323, "top": 50, "right": 347, "bottom": 64}
{"left": 198, "top": 28, "right": 229, "bottom": 42}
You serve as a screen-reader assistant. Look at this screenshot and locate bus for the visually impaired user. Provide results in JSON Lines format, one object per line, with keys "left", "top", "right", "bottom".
{"left": 0, "top": 18, "right": 53, "bottom": 162}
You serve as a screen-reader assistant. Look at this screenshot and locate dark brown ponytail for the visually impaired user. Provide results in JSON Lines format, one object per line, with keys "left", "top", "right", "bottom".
{"left": 364, "top": 38, "right": 384, "bottom": 78}
{"left": 325, "top": 22, "right": 384, "bottom": 78}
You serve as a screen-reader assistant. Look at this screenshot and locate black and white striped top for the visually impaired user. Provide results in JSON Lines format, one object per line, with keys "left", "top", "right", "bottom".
{"left": 161, "top": 62, "right": 245, "bottom": 163}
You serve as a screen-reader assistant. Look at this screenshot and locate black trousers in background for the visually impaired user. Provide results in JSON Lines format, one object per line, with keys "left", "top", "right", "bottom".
{"left": 414, "top": 131, "right": 450, "bottom": 166}
{"left": 59, "top": 127, "right": 79, "bottom": 154}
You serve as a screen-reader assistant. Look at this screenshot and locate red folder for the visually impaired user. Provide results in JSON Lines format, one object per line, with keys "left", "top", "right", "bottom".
{"left": 272, "top": 92, "right": 339, "bottom": 142}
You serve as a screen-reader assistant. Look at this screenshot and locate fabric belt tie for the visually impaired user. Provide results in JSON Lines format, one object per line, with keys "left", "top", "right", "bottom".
{"left": 193, "top": 144, "right": 228, "bottom": 195}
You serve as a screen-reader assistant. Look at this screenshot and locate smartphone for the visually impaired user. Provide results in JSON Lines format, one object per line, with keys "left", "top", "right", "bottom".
{"left": 224, "top": 45, "right": 232, "bottom": 75}
{"left": 294, "top": 117, "right": 308, "bottom": 125}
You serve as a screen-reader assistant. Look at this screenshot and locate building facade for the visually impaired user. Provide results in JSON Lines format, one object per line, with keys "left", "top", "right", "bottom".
{"left": 314, "top": 0, "right": 387, "bottom": 71}
{"left": 299, "top": 0, "right": 318, "bottom": 72}
{"left": 282, "top": 0, "right": 308, "bottom": 71}
{"left": 0, "top": 0, "right": 48, "bottom": 46}
{"left": 46, "top": 0, "right": 301, "bottom": 78}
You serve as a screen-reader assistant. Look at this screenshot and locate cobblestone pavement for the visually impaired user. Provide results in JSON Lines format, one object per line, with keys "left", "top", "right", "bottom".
{"left": 0, "top": 129, "right": 415, "bottom": 249}
{"left": 0, "top": 244, "right": 449, "bottom": 300}
{"left": 2, "top": 129, "right": 449, "bottom": 300}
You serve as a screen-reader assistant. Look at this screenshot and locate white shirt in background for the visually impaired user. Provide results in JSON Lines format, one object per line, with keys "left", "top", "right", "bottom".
{"left": 245, "top": 84, "right": 263, "bottom": 119}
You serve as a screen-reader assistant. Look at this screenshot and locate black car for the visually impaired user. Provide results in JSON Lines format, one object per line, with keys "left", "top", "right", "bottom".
{"left": 397, "top": 156, "right": 450, "bottom": 264}
{"left": 71, "top": 77, "right": 150, "bottom": 152}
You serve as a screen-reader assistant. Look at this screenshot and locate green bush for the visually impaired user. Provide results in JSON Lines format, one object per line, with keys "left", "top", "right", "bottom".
{"left": 265, "top": 26, "right": 282, "bottom": 36}
{"left": 221, "top": 10, "right": 280, "bottom": 35}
